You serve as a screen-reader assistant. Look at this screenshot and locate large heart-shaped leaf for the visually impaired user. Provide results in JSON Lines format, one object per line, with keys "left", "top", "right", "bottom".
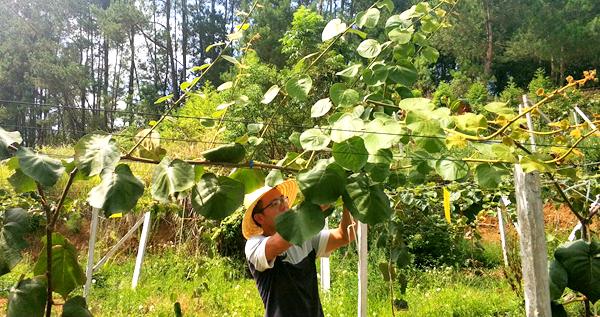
{"left": 74, "top": 133, "right": 120, "bottom": 178}
{"left": 7, "top": 276, "right": 46, "bottom": 317}
{"left": 333, "top": 137, "right": 368, "bottom": 172}
{"left": 191, "top": 173, "right": 244, "bottom": 219}
{"left": 87, "top": 164, "right": 145, "bottom": 217}
{"left": 8, "top": 169, "right": 36, "bottom": 193}
{"left": 297, "top": 160, "right": 347, "bottom": 205}
{"left": 363, "top": 118, "right": 402, "bottom": 153}
{"left": 202, "top": 142, "right": 246, "bottom": 163}
{"left": 151, "top": 157, "right": 195, "bottom": 203}
{"left": 343, "top": 173, "right": 392, "bottom": 225}
{"left": 397, "top": 98, "right": 433, "bottom": 112}
{"left": 285, "top": 75, "right": 312, "bottom": 100}
{"left": 435, "top": 159, "right": 468, "bottom": 181}
{"left": 454, "top": 113, "right": 488, "bottom": 134}
{"left": 336, "top": 64, "right": 362, "bottom": 78}
{"left": 475, "top": 164, "right": 507, "bottom": 189}
{"left": 0, "top": 127, "right": 22, "bottom": 159}
{"left": 16, "top": 147, "right": 65, "bottom": 187}
{"left": 421, "top": 46, "right": 439, "bottom": 63}
{"left": 388, "top": 61, "right": 417, "bottom": 86}
{"left": 300, "top": 128, "right": 330, "bottom": 151}
{"left": 322, "top": 18, "right": 346, "bottom": 41}
{"left": 275, "top": 202, "right": 325, "bottom": 245}
{"left": 554, "top": 240, "right": 600, "bottom": 303}
{"left": 356, "top": 8, "right": 380, "bottom": 28}
{"left": 62, "top": 296, "right": 93, "bottom": 317}
{"left": 33, "top": 233, "right": 85, "bottom": 299}
{"left": 357, "top": 39, "right": 382, "bottom": 59}
{"left": 0, "top": 208, "right": 30, "bottom": 276}
{"left": 331, "top": 114, "right": 364, "bottom": 143}
{"left": 229, "top": 168, "right": 265, "bottom": 194}
{"left": 549, "top": 260, "right": 568, "bottom": 300}
{"left": 311, "top": 98, "right": 333, "bottom": 118}
{"left": 388, "top": 28, "right": 412, "bottom": 44}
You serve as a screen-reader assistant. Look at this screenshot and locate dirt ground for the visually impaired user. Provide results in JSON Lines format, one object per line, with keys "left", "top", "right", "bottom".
{"left": 478, "top": 202, "right": 598, "bottom": 242}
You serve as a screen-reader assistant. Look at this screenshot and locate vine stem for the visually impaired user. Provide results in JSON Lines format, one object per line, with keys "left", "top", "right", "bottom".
{"left": 36, "top": 183, "right": 53, "bottom": 317}
{"left": 543, "top": 127, "right": 599, "bottom": 164}
{"left": 121, "top": 154, "right": 299, "bottom": 172}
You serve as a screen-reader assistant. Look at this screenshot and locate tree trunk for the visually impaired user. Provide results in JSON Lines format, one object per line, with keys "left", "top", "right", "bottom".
{"left": 181, "top": 0, "right": 188, "bottom": 83}
{"left": 102, "top": 35, "right": 109, "bottom": 130}
{"left": 127, "top": 26, "right": 136, "bottom": 125}
{"left": 166, "top": 0, "right": 180, "bottom": 101}
{"left": 483, "top": 0, "right": 493, "bottom": 78}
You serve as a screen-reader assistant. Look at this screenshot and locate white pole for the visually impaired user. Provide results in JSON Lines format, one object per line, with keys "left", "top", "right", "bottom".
{"left": 357, "top": 222, "right": 367, "bottom": 317}
{"left": 84, "top": 208, "right": 100, "bottom": 299}
{"left": 573, "top": 106, "right": 598, "bottom": 129}
{"left": 497, "top": 206, "right": 509, "bottom": 268}
{"left": 320, "top": 218, "right": 330, "bottom": 291}
{"left": 132, "top": 212, "right": 151, "bottom": 289}
{"left": 514, "top": 164, "right": 551, "bottom": 316}
{"left": 93, "top": 214, "right": 147, "bottom": 272}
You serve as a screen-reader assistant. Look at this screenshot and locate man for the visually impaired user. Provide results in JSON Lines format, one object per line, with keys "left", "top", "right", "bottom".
{"left": 242, "top": 179, "right": 355, "bottom": 317}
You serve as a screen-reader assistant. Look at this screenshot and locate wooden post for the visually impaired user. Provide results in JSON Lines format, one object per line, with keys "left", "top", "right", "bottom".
{"left": 357, "top": 222, "right": 367, "bottom": 317}
{"left": 84, "top": 208, "right": 99, "bottom": 299}
{"left": 320, "top": 218, "right": 331, "bottom": 292}
{"left": 514, "top": 164, "right": 551, "bottom": 316}
{"left": 497, "top": 204, "right": 509, "bottom": 268}
{"left": 132, "top": 212, "right": 151, "bottom": 289}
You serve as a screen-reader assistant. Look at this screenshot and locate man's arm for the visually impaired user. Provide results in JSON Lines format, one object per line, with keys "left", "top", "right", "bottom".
{"left": 325, "top": 207, "right": 356, "bottom": 253}
{"left": 264, "top": 233, "right": 292, "bottom": 261}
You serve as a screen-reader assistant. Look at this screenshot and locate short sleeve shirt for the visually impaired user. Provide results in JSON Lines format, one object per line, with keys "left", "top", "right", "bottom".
{"left": 245, "top": 230, "right": 331, "bottom": 317}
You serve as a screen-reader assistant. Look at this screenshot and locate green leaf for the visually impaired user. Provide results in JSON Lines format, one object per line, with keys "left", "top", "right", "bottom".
{"left": 337, "top": 89, "right": 360, "bottom": 108}
{"left": 311, "top": 98, "right": 333, "bottom": 118}
{"left": 549, "top": 260, "right": 568, "bottom": 301}
{"left": 357, "top": 39, "right": 382, "bottom": 59}
{"left": 347, "top": 28, "right": 367, "bottom": 39}
{"left": 336, "top": 64, "right": 362, "bottom": 78}
{"left": 151, "top": 157, "right": 195, "bottom": 203}
{"left": 7, "top": 276, "right": 46, "bottom": 317}
{"left": 356, "top": 8, "right": 380, "bottom": 28}
{"left": 333, "top": 137, "right": 368, "bottom": 172}
{"left": 475, "top": 164, "right": 506, "bottom": 189}
{"left": 261, "top": 85, "right": 280, "bottom": 104}
{"left": 484, "top": 102, "right": 515, "bottom": 116}
{"left": 435, "top": 159, "right": 468, "bottom": 181}
{"left": 331, "top": 114, "right": 364, "bottom": 143}
{"left": 322, "top": 18, "right": 346, "bottom": 42}
{"left": 202, "top": 143, "right": 246, "bottom": 163}
{"left": 406, "top": 113, "right": 441, "bottom": 135}
{"left": 33, "top": 233, "right": 85, "bottom": 298}
{"left": 0, "top": 208, "right": 30, "bottom": 276}
{"left": 289, "top": 132, "right": 302, "bottom": 148}
{"left": 74, "top": 133, "right": 120, "bottom": 178}
{"left": 554, "top": 240, "right": 600, "bottom": 303}
{"left": 398, "top": 97, "right": 434, "bottom": 112}
{"left": 62, "top": 296, "right": 93, "bottom": 317}
{"left": 520, "top": 155, "right": 550, "bottom": 173}
{"left": 194, "top": 166, "right": 204, "bottom": 183}
{"left": 388, "top": 62, "right": 418, "bottom": 86}
{"left": 0, "top": 127, "right": 22, "bottom": 159}
{"left": 191, "top": 174, "right": 244, "bottom": 220}
{"left": 386, "top": 171, "right": 406, "bottom": 188}
{"left": 363, "top": 118, "right": 402, "bottom": 153}
{"left": 421, "top": 46, "right": 439, "bottom": 63}
{"left": 265, "top": 169, "right": 284, "bottom": 187}
{"left": 221, "top": 55, "right": 240, "bottom": 66}
{"left": 154, "top": 94, "right": 173, "bottom": 105}
{"left": 343, "top": 173, "right": 392, "bottom": 225}
{"left": 299, "top": 128, "right": 330, "bottom": 151}
{"left": 362, "top": 65, "right": 388, "bottom": 87}
{"left": 217, "top": 81, "right": 233, "bottom": 91}
{"left": 385, "top": 14, "right": 410, "bottom": 30}
{"left": 376, "top": 0, "right": 394, "bottom": 12}
{"left": 16, "top": 147, "right": 65, "bottom": 187}
{"left": 365, "top": 163, "right": 391, "bottom": 182}
{"left": 297, "top": 160, "right": 347, "bottom": 205}
{"left": 191, "top": 63, "right": 211, "bottom": 72}
{"left": 229, "top": 168, "right": 265, "bottom": 194}
{"left": 8, "top": 169, "right": 36, "bottom": 193}
{"left": 205, "top": 42, "right": 225, "bottom": 52}
{"left": 275, "top": 201, "right": 325, "bottom": 245}
{"left": 87, "top": 164, "right": 145, "bottom": 217}
{"left": 247, "top": 123, "right": 263, "bottom": 135}
{"left": 454, "top": 113, "right": 488, "bottom": 134}
{"left": 491, "top": 144, "right": 517, "bottom": 162}
{"left": 388, "top": 28, "right": 412, "bottom": 44}
{"left": 285, "top": 75, "right": 312, "bottom": 100}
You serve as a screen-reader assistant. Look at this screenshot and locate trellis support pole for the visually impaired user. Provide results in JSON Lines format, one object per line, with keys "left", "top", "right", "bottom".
{"left": 132, "top": 211, "right": 151, "bottom": 289}
{"left": 84, "top": 208, "right": 99, "bottom": 299}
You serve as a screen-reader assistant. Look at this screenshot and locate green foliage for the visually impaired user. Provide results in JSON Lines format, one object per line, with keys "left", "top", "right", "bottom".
{"left": 7, "top": 276, "right": 47, "bottom": 317}
{"left": 151, "top": 157, "right": 195, "bottom": 203}
{"left": 0, "top": 208, "right": 31, "bottom": 276}
{"left": 87, "top": 164, "right": 145, "bottom": 217}
{"left": 61, "top": 296, "right": 93, "bottom": 317}
{"left": 550, "top": 240, "right": 600, "bottom": 304}
{"left": 280, "top": 6, "right": 325, "bottom": 62}
{"left": 191, "top": 173, "right": 244, "bottom": 219}
{"left": 33, "top": 233, "right": 85, "bottom": 299}
{"left": 499, "top": 76, "right": 525, "bottom": 107}
{"left": 201, "top": 143, "right": 246, "bottom": 163}
{"left": 275, "top": 201, "right": 325, "bottom": 245}
{"left": 466, "top": 81, "right": 489, "bottom": 111}
{"left": 528, "top": 68, "right": 554, "bottom": 98}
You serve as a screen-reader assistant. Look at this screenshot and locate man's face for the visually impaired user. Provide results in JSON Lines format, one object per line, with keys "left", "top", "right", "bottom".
{"left": 253, "top": 188, "right": 290, "bottom": 235}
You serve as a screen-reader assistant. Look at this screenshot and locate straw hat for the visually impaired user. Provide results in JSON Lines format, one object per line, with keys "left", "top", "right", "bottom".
{"left": 242, "top": 179, "right": 298, "bottom": 239}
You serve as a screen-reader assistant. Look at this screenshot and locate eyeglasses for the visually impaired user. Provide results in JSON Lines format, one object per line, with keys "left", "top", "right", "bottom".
{"left": 254, "top": 195, "right": 289, "bottom": 215}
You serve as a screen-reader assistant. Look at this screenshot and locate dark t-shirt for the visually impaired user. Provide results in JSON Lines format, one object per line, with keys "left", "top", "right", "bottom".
{"left": 245, "top": 231, "right": 330, "bottom": 317}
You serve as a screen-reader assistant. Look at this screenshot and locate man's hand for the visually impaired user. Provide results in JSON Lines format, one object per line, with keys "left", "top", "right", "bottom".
{"left": 325, "top": 207, "right": 356, "bottom": 253}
